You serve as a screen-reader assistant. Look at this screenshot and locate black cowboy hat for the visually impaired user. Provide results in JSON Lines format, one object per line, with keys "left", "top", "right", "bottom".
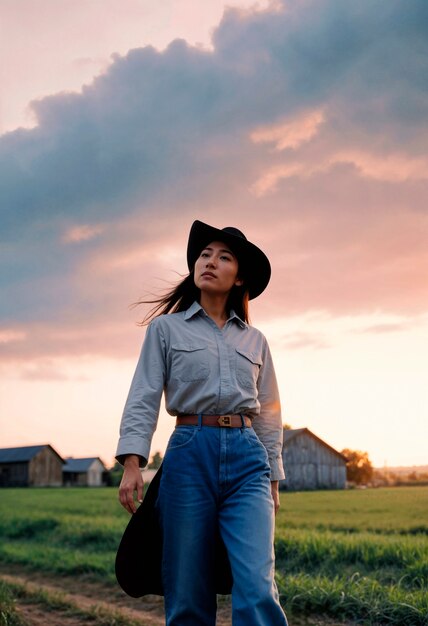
{"left": 115, "top": 464, "right": 233, "bottom": 597}
{"left": 187, "top": 220, "right": 271, "bottom": 300}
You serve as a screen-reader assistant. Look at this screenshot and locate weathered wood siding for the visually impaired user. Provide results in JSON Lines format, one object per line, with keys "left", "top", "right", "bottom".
{"left": 28, "top": 447, "right": 63, "bottom": 486}
{"left": 281, "top": 431, "right": 346, "bottom": 491}
{"left": 87, "top": 459, "right": 105, "bottom": 486}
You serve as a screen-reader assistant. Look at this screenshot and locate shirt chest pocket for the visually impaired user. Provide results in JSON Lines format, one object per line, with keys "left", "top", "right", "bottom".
{"left": 235, "top": 348, "right": 262, "bottom": 389}
{"left": 170, "top": 343, "right": 210, "bottom": 382}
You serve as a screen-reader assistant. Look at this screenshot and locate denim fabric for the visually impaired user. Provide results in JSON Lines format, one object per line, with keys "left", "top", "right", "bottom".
{"left": 157, "top": 424, "right": 288, "bottom": 626}
{"left": 116, "top": 301, "right": 285, "bottom": 481}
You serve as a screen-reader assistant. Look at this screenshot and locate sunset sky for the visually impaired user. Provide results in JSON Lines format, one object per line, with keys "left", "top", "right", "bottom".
{"left": 1, "top": 0, "right": 427, "bottom": 470}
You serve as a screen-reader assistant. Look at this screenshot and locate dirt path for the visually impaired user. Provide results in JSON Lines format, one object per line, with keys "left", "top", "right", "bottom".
{"left": 0, "top": 566, "right": 353, "bottom": 626}
{"left": 0, "top": 567, "right": 233, "bottom": 626}
{"left": 1, "top": 569, "right": 163, "bottom": 625}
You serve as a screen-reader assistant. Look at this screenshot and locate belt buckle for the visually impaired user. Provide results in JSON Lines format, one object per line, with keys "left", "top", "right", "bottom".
{"left": 218, "top": 414, "right": 232, "bottom": 427}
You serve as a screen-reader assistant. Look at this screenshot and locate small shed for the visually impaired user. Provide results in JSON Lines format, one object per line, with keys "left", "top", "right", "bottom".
{"left": 281, "top": 428, "right": 347, "bottom": 491}
{"left": 0, "top": 444, "right": 64, "bottom": 487}
{"left": 63, "top": 457, "right": 107, "bottom": 487}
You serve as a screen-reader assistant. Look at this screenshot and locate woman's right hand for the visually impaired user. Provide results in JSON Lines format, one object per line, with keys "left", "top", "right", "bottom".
{"left": 119, "top": 455, "right": 144, "bottom": 514}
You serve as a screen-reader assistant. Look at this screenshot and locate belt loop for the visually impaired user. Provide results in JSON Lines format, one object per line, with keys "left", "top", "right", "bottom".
{"left": 239, "top": 413, "right": 245, "bottom": 430}
{"left": 197, "top": 413, "right": 203, "bottom": 430}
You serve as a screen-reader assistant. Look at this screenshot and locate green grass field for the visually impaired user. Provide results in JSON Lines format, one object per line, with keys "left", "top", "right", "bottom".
{"left": 0, "top": 486, "right": 427, "bottom": 625}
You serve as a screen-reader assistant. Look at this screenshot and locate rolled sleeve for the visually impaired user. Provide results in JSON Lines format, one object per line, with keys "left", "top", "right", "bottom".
{"left": 115, "top": 319, "right": 166, "bottom": 467}
{"left": 252, "top": 339, "right": 285, "bottom": 481}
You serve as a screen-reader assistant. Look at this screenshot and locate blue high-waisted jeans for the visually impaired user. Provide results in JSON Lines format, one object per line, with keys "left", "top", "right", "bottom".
{"left": 157, "top": 423, "right": 288, "bottom": 626}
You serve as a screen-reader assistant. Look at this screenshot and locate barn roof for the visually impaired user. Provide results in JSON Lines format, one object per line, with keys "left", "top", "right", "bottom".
{"left": 283, "top": 428, "right": 347, "bottom": 462}
{"left": 63, "top": 457, "right": 106, "bottom": 473}
{"left": 283, "top": 428, "right": 306, "bottom": 443}
{"left": 0, "top": 444, "right": 64, "bottom": 464}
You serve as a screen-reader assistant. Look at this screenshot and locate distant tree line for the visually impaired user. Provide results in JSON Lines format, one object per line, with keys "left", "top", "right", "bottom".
{"left": 371, "top": 468, "right": 428, "bottom": 487}
{"left": 340, "top": 449, "right": 428, "bottom": 487}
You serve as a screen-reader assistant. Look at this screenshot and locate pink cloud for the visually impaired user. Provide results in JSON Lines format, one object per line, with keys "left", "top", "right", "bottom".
{"left": 19, "top": 360, "right": 86, "bottom": 381}
{"left": 0, "top": 319, "right": 141, "bottom": 365}
{"left": 332, "top": 151, "right": 428, "bottom": 183}
{"left": 250, "top": 149, "right": 428, "bottom": 196}
{"left": 250, "top": 109, "right": 325, "bottom": 151}
{"left": 357, "top": 322, "right": 413, "bottom": 334}
{"left": 250, "top": 162, "right": 311, "bottom": 196}
{"left": 0, "top": 329, "right": 27, "bottom": 344}
{"left": 62, "top": 223, "right": 104, "bottom": 243}
{"left": 276, "top": 331, "right": 331, "bottom": 351}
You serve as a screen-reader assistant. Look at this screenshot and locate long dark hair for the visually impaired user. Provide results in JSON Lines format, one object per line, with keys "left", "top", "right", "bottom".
{"left": 134, "top": 270, "right": 250, "bottom": 326}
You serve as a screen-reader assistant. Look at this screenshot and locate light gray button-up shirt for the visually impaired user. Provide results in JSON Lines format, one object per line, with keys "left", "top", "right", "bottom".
{"left": 116, "top": 301, "right": 285, "bottom": 481}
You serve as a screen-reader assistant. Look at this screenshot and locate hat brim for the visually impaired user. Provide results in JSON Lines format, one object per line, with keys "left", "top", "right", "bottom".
{"left": 187, "top": 221, "right": 271, "bottom": 300}
{"left": 115, "top": 464, "right": 233, "bottom": 597}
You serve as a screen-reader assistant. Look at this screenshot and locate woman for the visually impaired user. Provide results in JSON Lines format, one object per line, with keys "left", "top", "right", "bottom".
{"left": 116, "top": 220, "right": 288, "bottom": 626}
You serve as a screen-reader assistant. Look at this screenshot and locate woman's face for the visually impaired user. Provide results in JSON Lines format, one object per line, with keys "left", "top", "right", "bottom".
{"left": 194, "top": 240, "right": 243, "bottom": 296}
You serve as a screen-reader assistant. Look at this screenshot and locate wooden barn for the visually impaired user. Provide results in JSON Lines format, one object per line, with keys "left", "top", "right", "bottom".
{"left": 280, "top": 428, "right": 347, "bottom": 491}
{"left": 0, "top": 444, "right": 64, "bottom": 487}
{"left": 63, "top": 457, "right": 107, "bottom": 487}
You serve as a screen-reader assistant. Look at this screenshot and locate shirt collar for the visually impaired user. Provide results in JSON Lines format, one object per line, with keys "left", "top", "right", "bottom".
{"left": 184, "top": 301, "right": 204, "bottom": 320}
{"left": 184, "top": 301, "right": 247, "bottom": 329}
{"left": 227, "top": 309, "right": 247, "bottom": 329}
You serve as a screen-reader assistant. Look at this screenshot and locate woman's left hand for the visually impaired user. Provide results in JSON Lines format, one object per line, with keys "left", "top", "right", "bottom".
{"left": 271, "top": 480, "right": 280, "bottom": 515}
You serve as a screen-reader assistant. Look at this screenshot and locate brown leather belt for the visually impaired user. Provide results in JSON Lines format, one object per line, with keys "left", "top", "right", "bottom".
{"left": 176, "top": 414, "right": 252, "bottom": 428}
